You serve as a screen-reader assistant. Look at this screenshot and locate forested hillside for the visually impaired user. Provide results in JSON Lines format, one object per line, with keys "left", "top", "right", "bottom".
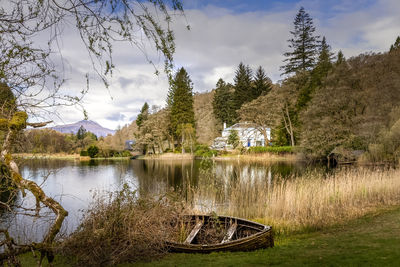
{"left": 15, "top": 7, "right": 400, "bottom": 163}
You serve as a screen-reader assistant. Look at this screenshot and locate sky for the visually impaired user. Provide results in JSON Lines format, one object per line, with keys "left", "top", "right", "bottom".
{"left": 43, "top": 0, "right": 400, "bottom": 130}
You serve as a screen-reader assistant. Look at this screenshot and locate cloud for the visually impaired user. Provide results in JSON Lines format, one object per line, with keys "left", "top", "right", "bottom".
{"left": 33, "top": 0, "right": 400, "bottom": 130}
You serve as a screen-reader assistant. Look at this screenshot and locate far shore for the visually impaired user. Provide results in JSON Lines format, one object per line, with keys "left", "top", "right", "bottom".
{"left": 12, "top": 153, "right": 130, "bottom": 161}
{"left": 141, "top": 151, "right": 300, "bottom": 162}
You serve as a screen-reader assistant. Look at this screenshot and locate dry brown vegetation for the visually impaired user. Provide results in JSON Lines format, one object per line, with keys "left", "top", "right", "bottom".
{"left": 189, "top": 167, "right": 400, "bottom": 235}
{"left": 193, "top": 91, "right": 220, "bottom": 145}
{"left": 59, "top": 185, "right": 188, "bottom": 266}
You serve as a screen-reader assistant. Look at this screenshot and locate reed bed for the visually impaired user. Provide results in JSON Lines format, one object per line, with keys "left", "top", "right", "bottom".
{"left": 189, "top": 167, "right": 400, "bottom": 235}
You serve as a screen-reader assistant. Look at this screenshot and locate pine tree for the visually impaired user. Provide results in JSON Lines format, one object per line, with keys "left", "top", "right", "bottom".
{"left": 169, "top": 67, "right": 195, "bottom": 139}
{"left": 281, "top": 7, "right": 320, "bottom": 75}
{"left": 212, "top": 78, "right": 235, "bottom": 127}
{"left": 77, "top": 125, "right": 87, "bottom": 140}
{"left": 336, "top": 50, "right": 345, "bottom": 66}
{"left": 390, "top": 36, "right": 400, "bottom": 52}
{"left": 312, "top": 36, "right": 334, "bottom": 83}
{"left": 136, "top": 102, "right": 149, "bottom": 128}
{"left": 297, "top": 37, "right": 333, "bottom": 110}
{"left": 253, "top": 66, "right": 272, "bottom": 98}
{"left": 317, "top": 37, "right": 333, "bottom": 72}
{"left": 233, "top": 62, "right": 253, "bottom": 111}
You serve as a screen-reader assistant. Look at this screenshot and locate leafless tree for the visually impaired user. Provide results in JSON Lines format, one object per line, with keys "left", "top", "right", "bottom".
{"left": 0, "top": 0, "right": 184, "bottom": 265}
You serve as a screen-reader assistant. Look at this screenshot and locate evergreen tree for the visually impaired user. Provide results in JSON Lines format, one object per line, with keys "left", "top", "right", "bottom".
{"left": 336, "top": 50, "right": 345, "bottom": 66}
{"left": 281, "top": 7, "right": 320, "bottom": 75}
{"left": 169, "top": 67, "right": 195, "bottom": 139}
{"left": 212, "top": 79, "right": 235, "bottom": 127}
{"left": 390, "top": 36, "right": 400, "bottom": 52}
{"left": 253, "top": 66, "right": 272, "bottom": 98}
{"left": 136, "top": 102, "right": 149, "bottom": 128}
{"left": 297, "top": 37, "right": 333, "bottom": 110}
{"left": 77, "top": 125, "right": 87, "bottom": 140}
{"left": 315, "top": 37, "right": 334, "bottom": 75}
{"left": 233, "top": 62, "right": 253, "bottom": 111}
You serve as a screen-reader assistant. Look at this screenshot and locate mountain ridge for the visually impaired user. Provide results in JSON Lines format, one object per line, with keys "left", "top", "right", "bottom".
{"left": 51, "top": 120, "right": 115, "bottom": 137}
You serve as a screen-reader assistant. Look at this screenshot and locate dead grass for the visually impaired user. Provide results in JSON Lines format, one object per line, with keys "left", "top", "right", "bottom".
{"left": 13, "top": 153, "right": 80, "bottom": 159}
{"left": 143, "top": 153, "right": 195, "bottom": 160}
{"left": 214, "top": 153, "right": 299, "bottom": 162}
{"left": 59, "top": 185, "right": 188, "bottom": 266}
{"left": 189, "top": 167, "right": 400, "bottom": 235}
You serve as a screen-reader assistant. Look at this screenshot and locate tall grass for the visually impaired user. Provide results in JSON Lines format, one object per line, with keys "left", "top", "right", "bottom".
{"left": 189, "top": 167, "right": 400, "bottom": 235}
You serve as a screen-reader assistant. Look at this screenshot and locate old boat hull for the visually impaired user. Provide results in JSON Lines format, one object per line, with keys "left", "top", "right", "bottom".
{"left": 167, "top": 215, "right": 273, "bottom": 253}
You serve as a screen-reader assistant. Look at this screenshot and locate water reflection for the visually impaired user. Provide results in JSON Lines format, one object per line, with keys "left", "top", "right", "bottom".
{"left": 1, "top": 158, "right": 328, "bottom": 241}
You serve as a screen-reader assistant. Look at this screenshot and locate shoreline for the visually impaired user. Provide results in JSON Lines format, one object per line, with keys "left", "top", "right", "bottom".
{"left": 12, "top": 153, "right": 131, "bottom": 161}
{"left": 141, "top": 152, "right": 299, "bottom": 162}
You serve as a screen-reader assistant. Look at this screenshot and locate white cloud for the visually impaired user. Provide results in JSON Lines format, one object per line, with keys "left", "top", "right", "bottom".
{"left": 35, "top": 0, "right": 400, "bottom": 130}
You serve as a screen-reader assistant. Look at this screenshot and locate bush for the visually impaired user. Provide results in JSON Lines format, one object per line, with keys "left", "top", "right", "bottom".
{"left": 87, "top": 145, "right": 99, "bottom": 158}
{"left": 227, "top": 130, "right": 239, "bottom": 148}
{"left": 194, "top": 144, "right": 217, "bottom": 157}
{"left": 80, "top": 150, "right": 88, "bottom": 156}
{"left": 59, "top": 185, "right": 186, "bottom": 265}
{"left": 247, "top": 146, "right": 293, "bottom": 154}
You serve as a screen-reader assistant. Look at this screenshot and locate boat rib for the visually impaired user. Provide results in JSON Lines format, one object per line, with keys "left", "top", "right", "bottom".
{"left": 221, "top": 223, "right": 237, "bottom": 243}
{"left": 184, "top": 220, "right": 204, "bottom": 244}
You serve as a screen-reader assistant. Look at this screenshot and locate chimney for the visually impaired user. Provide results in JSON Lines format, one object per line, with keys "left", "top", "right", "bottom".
{"left": 223, "top": 122, "right": 226, "bottom": 129}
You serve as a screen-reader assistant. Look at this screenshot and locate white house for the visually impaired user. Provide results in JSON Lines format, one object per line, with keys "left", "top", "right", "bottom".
{"left": 212, "top": 122, "right": 271, "bottom": 150}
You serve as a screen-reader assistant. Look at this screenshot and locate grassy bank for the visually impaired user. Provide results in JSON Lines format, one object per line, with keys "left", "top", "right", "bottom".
{"left": 13, "top": 152, "right": 80, "bottom": 160}
{"left": 13, "top": 153, "right": 131, "bottom": 161}
{"left": 142, "top": 152, "right": 195, "bottom": 160}
{"left": 133, "top": 206, "right": 400, "bottom": 266}
{"left": 141, "top": 152, "right": 297, "bottom": 162}
{"left": 214, "top": 153, "right": 299, "bottom": 162}
{"left": 17, "top": 206, "right": 400, "bottom": 266}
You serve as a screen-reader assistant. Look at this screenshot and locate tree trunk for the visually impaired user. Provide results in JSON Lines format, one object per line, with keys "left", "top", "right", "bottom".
{"left": 1, "top": 118, "right": 67, "bottom": 264}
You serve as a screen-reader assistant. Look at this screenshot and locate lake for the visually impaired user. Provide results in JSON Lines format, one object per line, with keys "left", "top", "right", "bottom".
{"left": 1, "top": 158, "right": 331, "bottom": 241}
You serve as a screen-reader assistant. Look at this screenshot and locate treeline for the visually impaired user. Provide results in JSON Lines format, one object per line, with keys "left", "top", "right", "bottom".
{"left": 17, "top": 126, "right": 97, "bottom": 154}
{"left": 133, "top": 67, "right": 196, "bottom": 154}
{"left": 216, "top": 7, "right": 400, "bottom": 162}
{"left": 20, "top": 7, "right": 400, "bottom": 163}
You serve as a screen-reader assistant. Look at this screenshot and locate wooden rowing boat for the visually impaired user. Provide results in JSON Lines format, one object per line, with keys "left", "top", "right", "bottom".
{"left": 167, "top": 215, "right": 273, "bottom": 253}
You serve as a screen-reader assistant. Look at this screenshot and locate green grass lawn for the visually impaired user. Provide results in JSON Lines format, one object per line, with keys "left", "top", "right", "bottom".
{"left": 17, "top": 206, "right": 400, "bottom": 266}
{"left": 130, "top": 207, "right": 400, "bottom": 267}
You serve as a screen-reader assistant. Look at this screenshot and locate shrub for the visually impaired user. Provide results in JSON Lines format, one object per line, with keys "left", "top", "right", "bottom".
{"left": 194, "top": 144, "right": 217, "bottom": 157}
{"left": 80, "top": 150, "right": 88, "bottom": 157}
{"left": 87, "top": 145, "right": 99, "bottom": 158}
{"left": 59, "top": 185, "right": 187, "bottom": 265}
{"left": 227, "top": 130, "right": 239, "bottom": 148}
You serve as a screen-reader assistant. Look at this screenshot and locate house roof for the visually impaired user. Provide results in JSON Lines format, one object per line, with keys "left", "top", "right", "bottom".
{"left": 225, "top": 122, "right": 259, "bottom": 131}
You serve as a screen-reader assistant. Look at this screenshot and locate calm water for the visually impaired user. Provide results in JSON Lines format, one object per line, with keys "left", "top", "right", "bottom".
{"left": 1, "top": 158, "right": 330, "bottom": 241}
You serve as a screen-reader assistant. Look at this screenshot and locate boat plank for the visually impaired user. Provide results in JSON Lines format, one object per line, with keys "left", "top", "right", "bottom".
{"left": 184, "top": 221, "right": 204, "bottom": 244}
{"left": 221, "top": 223, "right": 237, "bottom": 243}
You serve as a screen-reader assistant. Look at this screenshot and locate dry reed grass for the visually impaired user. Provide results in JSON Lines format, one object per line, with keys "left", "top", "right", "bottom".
{"left": 59, "top": 185, "right": 188, "bottom": 266}
{"left": 190, "top": 167, "right": 400, "bottom": 235}
{"left": 214, "top": 153, "right": 299, "bottom": 162}
{"left": 144, "top": 152, "right": 195, "bottom": 160}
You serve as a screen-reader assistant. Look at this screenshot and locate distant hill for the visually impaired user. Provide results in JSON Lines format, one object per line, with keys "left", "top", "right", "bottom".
{"left": 51, "top": 120, "right": 115, "bottom": 137}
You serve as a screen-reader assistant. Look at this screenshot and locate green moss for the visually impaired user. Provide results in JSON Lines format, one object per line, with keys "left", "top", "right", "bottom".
{"left": 0, "top": 118, "right": 8, "bottom": 130}
{"left": 9, "top": 111, "right": 28, "bottom": 130}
